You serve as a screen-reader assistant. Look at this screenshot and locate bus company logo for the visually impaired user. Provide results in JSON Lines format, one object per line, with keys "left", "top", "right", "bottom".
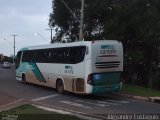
{"left": 2, "top": 114, "right": 18, "bottom": 120}
{"left": 100, "top": 45, "right": 116, "bottom": 55}
{"left": 64, "top": 66, "right": 73, "bottom": 74}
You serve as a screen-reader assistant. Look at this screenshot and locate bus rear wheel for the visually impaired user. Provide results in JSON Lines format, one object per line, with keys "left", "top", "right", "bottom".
{"left": 56, "top": 79, "right": 64, "bottom": 94}
{"left": 22, "top": 74, "right": 27, "bottom": 84}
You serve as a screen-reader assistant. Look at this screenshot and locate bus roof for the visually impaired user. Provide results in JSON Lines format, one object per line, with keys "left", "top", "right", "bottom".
{"left": 19, "top": 40, "right": 120, "bottom": 51}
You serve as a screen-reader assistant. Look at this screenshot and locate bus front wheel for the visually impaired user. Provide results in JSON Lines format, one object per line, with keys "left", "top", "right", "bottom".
{"left": 56, "top": 79, "right": 64, "bottom": 94}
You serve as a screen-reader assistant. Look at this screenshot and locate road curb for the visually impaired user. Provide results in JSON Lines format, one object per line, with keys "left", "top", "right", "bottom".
{"left": 148, "top": 97, "right": 160, "bottom": 104}
{"left": 116, "top": 92, "right": 160, "bottom": 104}
{"left": 0, "top": 99, "right": 104, "bottom": 120}
{"left": 115, "top": 92, "right": 148, "bottom": 101}
{"left": 0, "top": 99, "right": 27, "bottom": 112}
{"left": 31, "top": 101, "right": 106, "bottom": 120}
{"left": 32, "top": 104, "right": 102, "bottom": 120}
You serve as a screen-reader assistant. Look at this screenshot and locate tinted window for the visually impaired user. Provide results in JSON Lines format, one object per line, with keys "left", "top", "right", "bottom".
{"left": 22, "top": 46, "right": 86, "bottom": 64}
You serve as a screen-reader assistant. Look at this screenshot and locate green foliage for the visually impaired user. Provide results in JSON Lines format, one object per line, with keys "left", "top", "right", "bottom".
{"left": 49, "top": 0, "right": 160, "bottom": 89}
{"left": 121, "top": 84, "right": 160, "bottom": 97}
{"left": 49, "top": 0, "right": 81, "bottom": 42}
{"left": 3, "top": 56, "right": 13, "bottom": 63}
{"left": 1, "top": 104, "right": 84, "bottom": 120}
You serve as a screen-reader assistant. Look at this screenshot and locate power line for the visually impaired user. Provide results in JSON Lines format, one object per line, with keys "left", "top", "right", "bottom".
{"left": 4, "top": 38, "right": 14, "bottom": 47}
{"left": 60, "top": 0, "right": 80, "bottom": 23}
{"left": 35, "top": 33, "right": 48, "bottom": 42}
{"left": 60, "top": 0, "right": 84, "bottom": 41}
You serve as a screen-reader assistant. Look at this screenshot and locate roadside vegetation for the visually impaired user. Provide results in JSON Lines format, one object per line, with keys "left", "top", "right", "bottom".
{"left": 0, "top": 104, "right": 84, "bottom": 120}
{"left": 121, "top": 83, "right": 160, "bottom": 97}
{"left": 49, "top": 0, "right": 160, "bottom": 90}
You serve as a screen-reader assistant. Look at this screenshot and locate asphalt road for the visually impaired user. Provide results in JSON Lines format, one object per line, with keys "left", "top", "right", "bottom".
{"left": 0, "top": 64, "right": 160, "bottom": 118}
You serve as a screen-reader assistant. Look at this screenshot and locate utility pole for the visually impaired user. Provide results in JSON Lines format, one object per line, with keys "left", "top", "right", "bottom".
{"left": 60, "top": 0, "right": 84, "bottom": 41}
{"left": 11, "top": 34, "right": 18, "bottom": 62}
{"left": 79, "top": 0, "right": 84, "bottom": 41}
{"left": 46, "top": 27, "right": 53, "bottom": 43}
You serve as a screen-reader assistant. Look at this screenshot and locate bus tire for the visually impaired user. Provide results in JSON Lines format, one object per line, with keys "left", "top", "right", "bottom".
{"left": 56, "top": 79, "right": 64, "bottom": 94}
{"left": 22, "top": 74, "right": 27, "bottom": 84}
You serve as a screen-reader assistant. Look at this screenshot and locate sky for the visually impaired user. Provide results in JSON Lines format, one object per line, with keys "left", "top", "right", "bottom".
{"left": 0, "top": 0, "right": 53, "bottom": 56}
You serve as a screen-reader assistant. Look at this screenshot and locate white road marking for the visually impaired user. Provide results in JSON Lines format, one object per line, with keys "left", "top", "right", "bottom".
{"left": 96, "top": 100, "right": 121, "bottom": 105}
{"left": 60, "top": 101, "right": 91, "bottom": 109}
{"left": 33, "top": 105, "right": 71, "bottom": 114}
{"left": 32, "top": 94, "right": 59, "bottom": 102}
{"left": 76, "top": 100, "right": 110, "bottom": 107}
{"left": 106, "top": 99, "right": 129, "bottom": 104}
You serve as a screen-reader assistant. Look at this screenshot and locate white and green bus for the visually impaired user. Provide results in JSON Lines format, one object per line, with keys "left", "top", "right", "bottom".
{"left": 16, "top": 40, "right": 123, "bottom": 94}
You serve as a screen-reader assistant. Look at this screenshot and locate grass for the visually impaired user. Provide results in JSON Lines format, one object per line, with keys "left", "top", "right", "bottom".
{"left": 121, "top": 84, "right": 160, "bottom": 97}
{"left": 0, "top": 104, "right": 84, "bottom": 120}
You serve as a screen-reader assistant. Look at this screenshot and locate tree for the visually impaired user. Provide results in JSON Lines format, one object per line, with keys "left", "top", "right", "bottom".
{"left": 49, "top": 0, "right": 81, "bottom": 42}
{"left": 49, "top": 0, "right": 160, "bottom": 89}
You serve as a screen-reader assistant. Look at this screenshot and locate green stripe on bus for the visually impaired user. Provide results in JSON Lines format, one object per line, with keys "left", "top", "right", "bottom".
{"left": 29, "top": 62, "right": 46, "bottom": 82}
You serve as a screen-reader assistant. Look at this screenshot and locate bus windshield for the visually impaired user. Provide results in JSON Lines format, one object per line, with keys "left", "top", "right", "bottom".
{"left": 15, "top": 51, "right": 22, "bottom": 69}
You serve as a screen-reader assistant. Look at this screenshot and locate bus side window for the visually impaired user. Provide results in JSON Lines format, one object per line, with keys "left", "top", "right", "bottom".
{"left": 70, "top": 47, "right": 77, "bottom": 63}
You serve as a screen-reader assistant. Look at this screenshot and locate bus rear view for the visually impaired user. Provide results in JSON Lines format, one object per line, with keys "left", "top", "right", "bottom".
{"left": 86, "top": 40, "right": 123, "bottom": 94}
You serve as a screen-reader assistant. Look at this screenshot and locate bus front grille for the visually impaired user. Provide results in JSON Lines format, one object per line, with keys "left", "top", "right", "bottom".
{"left": 95, "top": 61, "right": 120, "bottom": 68}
